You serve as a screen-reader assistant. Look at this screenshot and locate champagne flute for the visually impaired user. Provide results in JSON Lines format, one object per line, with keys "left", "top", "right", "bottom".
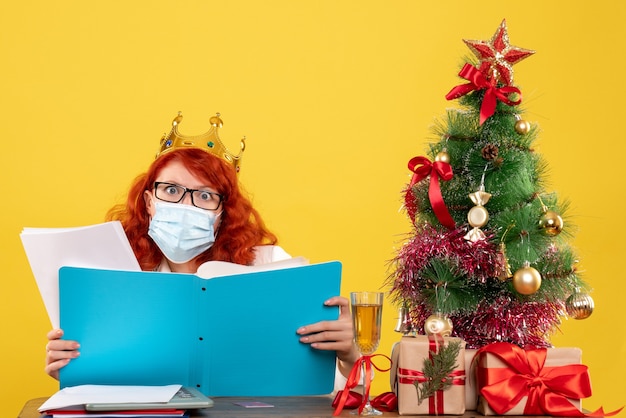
{"left": 350, "top": 291, "right": 384, "bottom": 416}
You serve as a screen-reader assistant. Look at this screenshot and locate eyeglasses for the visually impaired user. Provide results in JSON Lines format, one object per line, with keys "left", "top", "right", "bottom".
{"left": 154, "top": 182, "right": 224, "bottom": 211}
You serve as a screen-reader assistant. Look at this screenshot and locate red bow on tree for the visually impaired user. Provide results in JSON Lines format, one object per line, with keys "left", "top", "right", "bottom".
{"left": 407, "top": 156, "right": 455, "bottom": 230}
{"left": 445, "top": 63, "right": 522, "bottom": 125}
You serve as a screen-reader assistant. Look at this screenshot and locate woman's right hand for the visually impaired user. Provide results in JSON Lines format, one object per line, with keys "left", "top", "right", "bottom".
{"left": 45, "top": 329, "right": 80, "bottom": 380}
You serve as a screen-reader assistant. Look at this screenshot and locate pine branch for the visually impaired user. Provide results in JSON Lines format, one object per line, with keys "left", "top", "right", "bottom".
{"left": 421, "top": 258, "right": 480, "bottom": 313}
{"left": 415, "top": 340, "right": 462, "bottom": 404}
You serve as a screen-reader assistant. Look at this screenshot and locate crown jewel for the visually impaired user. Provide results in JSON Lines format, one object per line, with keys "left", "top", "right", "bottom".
{"left": 157, "top": 112, "right": 246, "bottom": 174}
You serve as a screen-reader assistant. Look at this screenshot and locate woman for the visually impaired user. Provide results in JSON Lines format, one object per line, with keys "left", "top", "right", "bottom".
{"left": 44, "top": 146, "right": 360, "bottom": 390}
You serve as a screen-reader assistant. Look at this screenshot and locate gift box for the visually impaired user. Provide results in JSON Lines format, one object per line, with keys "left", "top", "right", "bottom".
{"left": 476, "top": 343, "right": 589, "bottom": 416}
{"left": 465, "top": 349, "right": 478, "bottom": 411}
{"left": 391, "top": 335, "right": 466, "bottom": 415}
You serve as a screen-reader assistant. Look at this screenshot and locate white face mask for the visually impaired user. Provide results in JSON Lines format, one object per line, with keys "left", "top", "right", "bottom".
{"left": 148, "top": 201, "right": 221, "bottom": 264}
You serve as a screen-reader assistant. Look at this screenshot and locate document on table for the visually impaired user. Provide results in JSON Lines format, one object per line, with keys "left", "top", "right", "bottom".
{"left": 38, "top": 384, "right": 181, "bottom": 412}
{"left": 20, "top": 221, "right": 141, "bottom": 328}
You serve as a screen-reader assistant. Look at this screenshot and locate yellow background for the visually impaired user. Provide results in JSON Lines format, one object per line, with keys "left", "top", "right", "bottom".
{"left": 2, "top": 1, "right": 624, "bottom": 416}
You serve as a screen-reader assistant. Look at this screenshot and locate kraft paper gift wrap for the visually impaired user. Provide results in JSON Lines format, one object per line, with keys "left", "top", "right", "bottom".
{"left": 465, "top": 348, "right": 478, "bottom": 411}
{"left": 476, "top": 343, "right": 585, "bottom": 416}
{"left": 391, "top": 335, "right": 466, "bottom": 416}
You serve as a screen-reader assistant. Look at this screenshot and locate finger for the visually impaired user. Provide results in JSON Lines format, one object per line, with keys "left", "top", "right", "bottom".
{"left": 298, "top": 296, "right": 350, "bottom": 332}
{"left": 308, "top": 338, "right": 358, "bottom": 365}
{"left": 324, "top": 296, "right": 349, "bottom": 309}
{"left": 297, "top": 319, "right": 344, "bottom": 336}
{"left": 46, "top": 328, "right": 64, "bottom": 340}
{"left": 46, "top": 339, "right": 80, "bottom": 352}
{"left": 299, "top": 328, "right": 354, "bottom": 346}
{"left": 46, "top": 348, "right": 79, "bottom": 381}
{"left": 45, "top": 359, "right": 70, "bottom": 380}
{"left": 308, "top": 340, "right": 353, "bottom": 352}
{"left": 46, "top": 345, "right": 80, "bottom": 362}
{"left": 325, "top": 296, "right": 351, "bottom": 319}
{"left": 307, "top": 336, "right": 360, "bottom": 367}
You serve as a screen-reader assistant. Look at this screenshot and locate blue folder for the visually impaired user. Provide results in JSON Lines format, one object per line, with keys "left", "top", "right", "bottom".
{"left": 58, "top": 262, "right": 342, "bottom": 396}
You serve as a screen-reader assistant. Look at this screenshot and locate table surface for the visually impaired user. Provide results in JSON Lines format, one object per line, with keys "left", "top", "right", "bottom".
{"left": 19, "top": 396, "right": 510, "bottom": 418}
{"left": 19, "top": 396, "right": 368, "bottom": 417}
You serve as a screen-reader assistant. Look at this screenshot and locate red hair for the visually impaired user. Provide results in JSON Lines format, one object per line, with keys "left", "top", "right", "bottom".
{"left": 105, "top": 148, "right": 278, "bottom": 270}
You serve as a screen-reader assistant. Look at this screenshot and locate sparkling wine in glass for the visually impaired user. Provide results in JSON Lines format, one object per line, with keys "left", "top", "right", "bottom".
{"left": 350, "top": 291, "right": 384, "bottom": 416}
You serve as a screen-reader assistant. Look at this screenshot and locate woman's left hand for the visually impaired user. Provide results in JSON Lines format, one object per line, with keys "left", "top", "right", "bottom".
{"left": 297, "top": 296, "right": 360, "bottom": 378}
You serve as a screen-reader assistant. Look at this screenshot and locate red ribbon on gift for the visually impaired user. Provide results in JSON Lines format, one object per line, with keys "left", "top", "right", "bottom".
{"left": 331, "top": 390, "right": 397, "bottom": 412}
{"left": 332, "top": 354, "right": 392, "bottom": 416}
{"left": 398, "top": 368, "right": 466, "bottom": 414}
{"left": 476, "top": 342, "right": 623, "bottom": 417}
{"left": 397, "top": 335, "right": 465, "bottom": 414}
{"left": 407, "top": 156, "right": 455, "bottom": 230}
{"left": 445, "top": 63, "right": 522, "bottom": 125}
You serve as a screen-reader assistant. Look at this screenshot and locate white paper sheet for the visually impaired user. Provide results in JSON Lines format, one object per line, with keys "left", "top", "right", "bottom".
{"left": 38, "top": 384, "right": 182, "bottom": 412}
{"left": 21, "top": 221, "right": 141, "bottom": 328}
{"left": 196, "top": 256, "right": 309, "bottom": 279}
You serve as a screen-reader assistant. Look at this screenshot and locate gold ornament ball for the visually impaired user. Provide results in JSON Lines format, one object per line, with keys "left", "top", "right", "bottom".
{"left": 515, "top": 119, "right": 531, "bottom": 135}
{"left": 539, "top": 210, "right": 564, "bottom": 236}
{"left": 566, "top": 291, "right": 594, "bottom": 320}
{"left": 424, "top": 314, "right": 453, "bottom": 337}
{"left": 435, "top": 150, "right": 450, "bottom": 164}
{"left": 512, "top": 266, "right": 542, "bottom": 295}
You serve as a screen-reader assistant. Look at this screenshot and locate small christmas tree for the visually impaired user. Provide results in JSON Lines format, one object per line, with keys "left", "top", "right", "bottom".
{"left": 388, "top": 20, "right": 594, "bottom": 349}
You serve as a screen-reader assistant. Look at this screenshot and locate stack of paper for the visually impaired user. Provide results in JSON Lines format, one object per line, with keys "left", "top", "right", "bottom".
{"left": 38, "top": 385, "right": 188, "bottom": 417}
{"left": 20, "top": 221, "right": 141, "bottom": 327}
{"left": 41, "top": 407, "right": 187, "bottom": 417}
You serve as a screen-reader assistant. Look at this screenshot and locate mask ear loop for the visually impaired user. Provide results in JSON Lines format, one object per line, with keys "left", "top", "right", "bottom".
{"left": 212, "top": 210, "right": 224, "bottom": 239}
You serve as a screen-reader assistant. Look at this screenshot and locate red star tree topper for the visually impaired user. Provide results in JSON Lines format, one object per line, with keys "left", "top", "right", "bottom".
{"left": 463, "top": 19, "right": 535, "bottom": 86}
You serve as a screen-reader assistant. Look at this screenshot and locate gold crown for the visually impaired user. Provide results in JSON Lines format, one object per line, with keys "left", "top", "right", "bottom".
{"left": 157, "top": 112, "right": 246, "bottom": 174}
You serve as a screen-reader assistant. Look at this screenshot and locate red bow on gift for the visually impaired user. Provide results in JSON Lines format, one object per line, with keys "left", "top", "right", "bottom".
{"left": 407, "top": 156, "right": 455, "bottom": 230}
{"left": 332, "top": 390, "right": 397, "bottom": 412}
{"left": 445, "top": 63, "right": 522, "bottom": 125}
{"left": 477, "top": 342, "right": 623, "bottom": 417}
{"left": 332, "top": 354, "right": 392, "bottom": 416}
